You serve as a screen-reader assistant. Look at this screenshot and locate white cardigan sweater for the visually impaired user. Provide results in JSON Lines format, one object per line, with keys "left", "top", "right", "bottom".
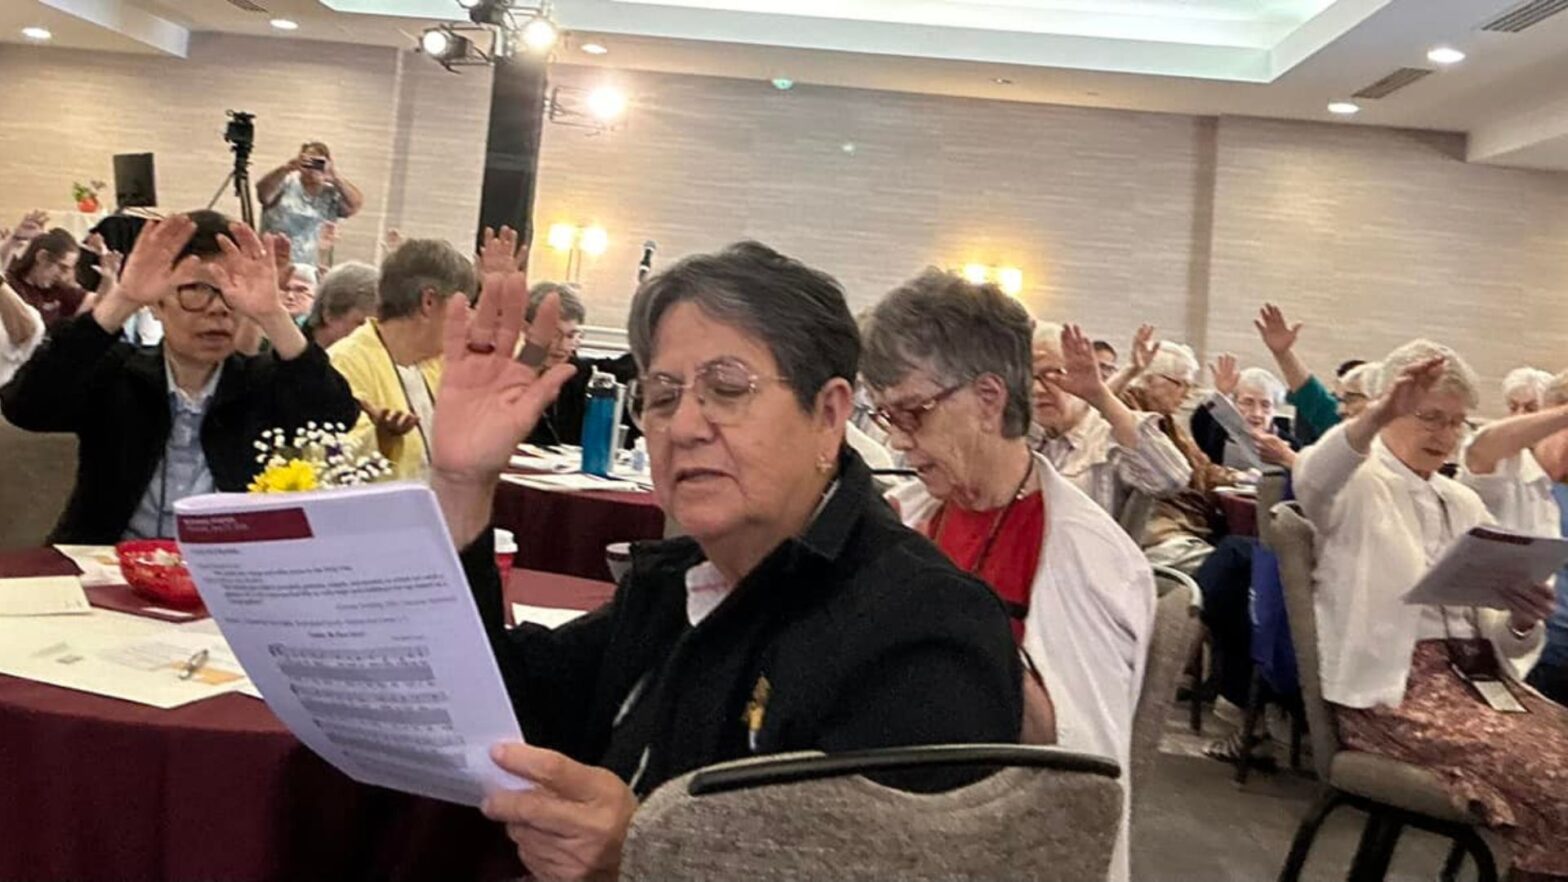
{"left": 1294, "top": 424, "right": 1544, "bottom": 709}
{"left": 889, "top": 452, "right": 1154, "bottom": 882}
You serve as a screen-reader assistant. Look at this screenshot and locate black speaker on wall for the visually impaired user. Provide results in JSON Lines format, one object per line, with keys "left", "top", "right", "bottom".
{"left": 114, "top": 153, "right": 157, "bottom": 209}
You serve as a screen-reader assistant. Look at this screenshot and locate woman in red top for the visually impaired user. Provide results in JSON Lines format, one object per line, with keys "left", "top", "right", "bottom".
{"left": 5, "top": 228, "right": 88, "bottom": 331}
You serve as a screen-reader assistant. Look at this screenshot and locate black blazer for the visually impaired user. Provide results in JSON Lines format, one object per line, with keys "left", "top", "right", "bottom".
{"left": 1, "top": 314, "right": 358, "bottom": 544}
{"left": 461, "top": 448, "right": 1023, "bottom": 797}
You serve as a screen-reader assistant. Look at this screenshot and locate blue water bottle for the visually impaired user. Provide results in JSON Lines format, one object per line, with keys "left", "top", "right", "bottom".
{"left": 581, "top": 369, "right": 618, "bottom": 477}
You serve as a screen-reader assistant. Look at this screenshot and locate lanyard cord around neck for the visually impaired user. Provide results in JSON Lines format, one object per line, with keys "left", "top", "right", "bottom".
{"left": 929, "top": 459, "right": 1036, "bottom": 578}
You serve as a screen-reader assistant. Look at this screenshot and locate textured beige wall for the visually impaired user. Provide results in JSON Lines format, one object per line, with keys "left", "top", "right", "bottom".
{"left": 1205, "top": 117, "right": 1568, "bottom": 414}
{"left": 0, "top": 34, "right": 493, "bottom": 264}
{"left": 534, "top": 66, "right": 1206, "bottom": 343}
{"left": 3, "top": 42, "right": 1566, "bottom": 414}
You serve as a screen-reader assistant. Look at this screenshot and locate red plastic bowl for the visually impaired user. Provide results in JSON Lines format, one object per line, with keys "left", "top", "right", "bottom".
{"left": 115, "top": 540, "right": 204, "bottom": 610}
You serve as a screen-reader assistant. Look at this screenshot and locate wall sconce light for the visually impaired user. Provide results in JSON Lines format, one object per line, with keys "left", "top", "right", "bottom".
{"left": 958, "top": 263, "right": 1025, "bottom": 297}
{"left": 547, "top": 222, "right": 608, "bottom": 281}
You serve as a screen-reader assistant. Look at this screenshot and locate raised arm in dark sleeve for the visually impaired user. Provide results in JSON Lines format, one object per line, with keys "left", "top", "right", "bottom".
{"left": 0, "top": 313, "right": 120, "bottom": 433}
{"left": 261, "top": 342, "right": 359, "bottom": 430}
{"left": 457, "top": 534, "right": 616, "bottom": 756}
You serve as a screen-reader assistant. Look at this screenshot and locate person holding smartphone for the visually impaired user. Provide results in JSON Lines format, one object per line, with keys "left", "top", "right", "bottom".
{"left": 257, "top": 141, "right": 364, "bottom": 268}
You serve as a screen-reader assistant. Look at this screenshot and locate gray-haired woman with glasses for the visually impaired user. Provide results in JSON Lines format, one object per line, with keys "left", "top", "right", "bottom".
{"left": 862, "top": 268, "right": 1153, "bottom": 882}
{"left": 428, "top": 241, "right": 1022, "bottom": 881}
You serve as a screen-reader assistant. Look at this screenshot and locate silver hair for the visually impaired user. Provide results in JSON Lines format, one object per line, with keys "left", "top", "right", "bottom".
{"left": 861, "top": 268, "right": 1034, "bottom": 439}
{"left": 1236, "top": 367, "right": 1285, "bottom": 406}
{"left": 1136, "top": 341, "right": 1199, "bottom": 386}
{"left": 1031, "top": 321, "right": 1065, "bottom": 360}
{"left": 1502, "top": 367, "right": 1553, "bottom": 405}
{"left": 527, "top": 281, "right": 587, "bottom": 324}
{"left": 307, "top": 261, "right": 378, "bottom": 330}
{"left": 627, "top": 241, "right": 859, "bottom": 412}
{"left": 377, "top": 239, "right": 476, "bottom": 320}
{"left": 1341, "top": 361, "right": 1383, "bottom": 399}
{"left": 1378, "top": 339, "right": 1480, "bottom": 409}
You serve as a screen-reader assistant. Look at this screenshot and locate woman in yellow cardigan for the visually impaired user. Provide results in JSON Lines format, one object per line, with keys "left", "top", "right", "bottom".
{"left": 329, "top": 239, "right": 473, "bottom": 480}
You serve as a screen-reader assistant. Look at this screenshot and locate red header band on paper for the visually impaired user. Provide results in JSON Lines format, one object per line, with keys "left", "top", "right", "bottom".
{"left": 177, "top": 508, "right": 314, "bottom": 544}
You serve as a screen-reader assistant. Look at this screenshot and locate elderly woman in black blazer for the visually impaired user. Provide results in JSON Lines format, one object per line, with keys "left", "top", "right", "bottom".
{"left": 429, "top": 240, "right": 1022, "bottom": 881}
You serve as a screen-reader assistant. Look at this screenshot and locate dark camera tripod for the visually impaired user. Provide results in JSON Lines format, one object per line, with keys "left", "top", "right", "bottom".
{"left": 206, "top": 110, "right": 257, "bottom": 227}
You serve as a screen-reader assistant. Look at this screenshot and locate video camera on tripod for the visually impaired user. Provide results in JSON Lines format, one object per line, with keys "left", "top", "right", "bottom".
{"left": 208, "top": 109, "right": 258, "bottom": 226}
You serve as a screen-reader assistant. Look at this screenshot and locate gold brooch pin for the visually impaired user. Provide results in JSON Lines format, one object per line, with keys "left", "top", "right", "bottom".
{"left": 743, "top": 674, "right": 771, "bottom": 752}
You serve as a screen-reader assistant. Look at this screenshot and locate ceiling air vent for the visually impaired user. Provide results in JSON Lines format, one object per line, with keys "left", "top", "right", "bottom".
{"left": 225, "top": 0, "right": 270, "bottom": 11}
{"left": 1481, "top": 0, "right": 1568, "bottom": 32}
{"left": 1351, "top": 67, "right": 1432, "bottom": 100}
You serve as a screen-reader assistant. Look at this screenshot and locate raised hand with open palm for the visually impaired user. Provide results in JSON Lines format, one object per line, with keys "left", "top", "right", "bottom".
{"left": 430, "top": 269, "right": 577, "bottom": 545}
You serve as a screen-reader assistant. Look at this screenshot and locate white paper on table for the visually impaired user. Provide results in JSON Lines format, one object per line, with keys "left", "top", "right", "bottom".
{"left": 0, "top": 576, "right": 91, "bottom": 616}
{"left": 53, "top": 544, "right": 128, "bottom": 587}
{"left": 510, "top": 603, "right": 588, "bottom": 630}
{"left": 0, "top": 611, "right": 248, "bottom": 708}
{"left": 501, "top": 473, "right": 645, "bottom": 493}
{"left": 1404, "top": 526, "right": 1568, "bottom": 609}
{"left": 1197, "top": 392, "right": 1265, "bottom": 471}
{"left": 508, "top": 454, "right": 577, "bottom": 472}
{"left": 174, "top": 483, "right": 531, "bottom": 807}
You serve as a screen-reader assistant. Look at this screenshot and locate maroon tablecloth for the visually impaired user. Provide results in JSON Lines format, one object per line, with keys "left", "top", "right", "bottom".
{"left": 0, "top": 549, "right": 614, "bottom": 882}
{"left": 1217, "top": 491, "right": 1258, "bottom": 537}
{"left": 492, "top": 476, "right": 665, "bottom": 581}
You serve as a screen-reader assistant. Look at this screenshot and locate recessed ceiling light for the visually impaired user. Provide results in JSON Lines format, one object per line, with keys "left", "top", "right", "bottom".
{"left": 993, "top": 77, "right": 1013, "bottom": 85}
{"left": 1427, "top": 46, "right": 1465, "bottom": 65}
{"left": 1327, "top": 101, "right": 1361, "bottom": 116}
{"left": 21, "top": 26, "right": 51, "bottom": 41}
{"left": 841, "top": 142, "right": 857, "bottom": 155}
{"left": 270, "top": 18, "right": 299, "bottom": 31}
{"left": 771, "top": 77, "right": 795, "bottom": 91}
{"left": 581, "top": 42, "right": 608, "bottom": 55}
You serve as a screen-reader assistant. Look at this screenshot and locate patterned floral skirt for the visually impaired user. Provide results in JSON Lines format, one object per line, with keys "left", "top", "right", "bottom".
{"left": 1334, "top": 640, "right": 1568, "bottom": 878}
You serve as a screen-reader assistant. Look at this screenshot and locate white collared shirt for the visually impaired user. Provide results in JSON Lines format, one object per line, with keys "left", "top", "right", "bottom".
{"left": 1459, "top": 445, "right": 1561, "bottom": 541}
{"left": 1035, "top": 408, "right": 1191, "bottom": 516}
{"left": 1295, "top": 424, "right": 1541, "bottom": 708}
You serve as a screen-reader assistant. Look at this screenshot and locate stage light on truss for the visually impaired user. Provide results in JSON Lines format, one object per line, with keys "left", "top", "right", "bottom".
{"left": 420, "top": 26, "right": 471, "bottom": 62}
{"left": 519, "top": 15, "right": 559, "bottom": 52}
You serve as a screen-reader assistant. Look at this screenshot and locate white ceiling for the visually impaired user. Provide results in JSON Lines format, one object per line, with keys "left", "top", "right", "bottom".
{"left": 7, "top": 0, "right": 1568, "bottom": 169}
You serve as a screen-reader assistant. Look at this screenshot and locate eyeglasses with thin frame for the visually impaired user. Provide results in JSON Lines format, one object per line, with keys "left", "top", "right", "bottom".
{"left": 174, "top": 282, "right": 230, "bottom": 313}
{"left": 869, "top": 383, "right": 966, "bottom": 435}
{"left": 630, "top": 359, "right": 788, "bottom": 432}
{"left": 1412, "top": 409, "right": 1469, "bottom": 433}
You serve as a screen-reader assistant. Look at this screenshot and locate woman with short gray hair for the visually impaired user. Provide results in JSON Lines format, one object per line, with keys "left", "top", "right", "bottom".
{"left": 1295, "top": 339, "right": 1568, "bottom": 879}
{"left": 866, "top": 268, "right": 1153, "bottom": 882}
{"left": 1502, "top": 366, "right": 1553, "bottom": 416}
{"left": 1194, "top": 357, "right": 1298, "bottom": 470}
{"left": 304, "top": 260, "right": 377, "bottom": 350}
{"left": 430, "top": 241, "right": 1023, "bottom": 879}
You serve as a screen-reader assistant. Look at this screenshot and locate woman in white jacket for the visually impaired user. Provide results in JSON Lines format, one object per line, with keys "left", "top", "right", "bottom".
{"left": 861, "top": 269, "right": 1154, "bottom": 882}
{"left": 1294, "top": 340, "right": 1567, "bottom": 880}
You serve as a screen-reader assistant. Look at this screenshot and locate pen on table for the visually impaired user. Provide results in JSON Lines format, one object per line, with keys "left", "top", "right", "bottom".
{"left": 178, "top": 648, "right": 209, "bottom": 681}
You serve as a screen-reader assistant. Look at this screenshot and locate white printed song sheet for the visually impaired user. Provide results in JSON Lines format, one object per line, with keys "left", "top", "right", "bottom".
{"left": 1197, "top": 392, "right": 1266, "bottom": 471}
{"left": 0, "top": 576, "right": 91, "bottom": 617}
{"left": 1404, "top": 525, "right": 1568, "bottom": 609}
{"left": 174, "top": 483, "right": 528, "bottom": 807}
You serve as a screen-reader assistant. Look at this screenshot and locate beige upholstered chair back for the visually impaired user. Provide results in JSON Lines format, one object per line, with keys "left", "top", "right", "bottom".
{"left": 0, "top": 417, "right": 75, "bottom": 550}
{"left": 1130, "top": 573, "right": 1198, "bottom": 846}
{"left": 622, "top": 746, "right": 1123, "bottom": 882}
{"left": 1255, "top": 467, "right": 1290, "bottom": 548}
{"left": 1262, "top": 502, "right": 1340, "bottom": 781}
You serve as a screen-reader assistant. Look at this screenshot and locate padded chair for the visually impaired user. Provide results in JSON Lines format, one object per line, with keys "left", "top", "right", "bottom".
{"left": 0, "top": 416, "right": 75, "bottom": 550}
{"left": 1115, "top": 488, "right": 1154, "bottom": 546}
{"left": 1265, "top": 502, "right": 1498, "bottom": 882}
{"left": 1130, "top": 570, "right": 1200, "bottom": 879}
{"left": 621, "top": 745, "right": 1124, "bottom": 882}
{"left": 1153, "top": 564, "right": 1208, "bottom": 733}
